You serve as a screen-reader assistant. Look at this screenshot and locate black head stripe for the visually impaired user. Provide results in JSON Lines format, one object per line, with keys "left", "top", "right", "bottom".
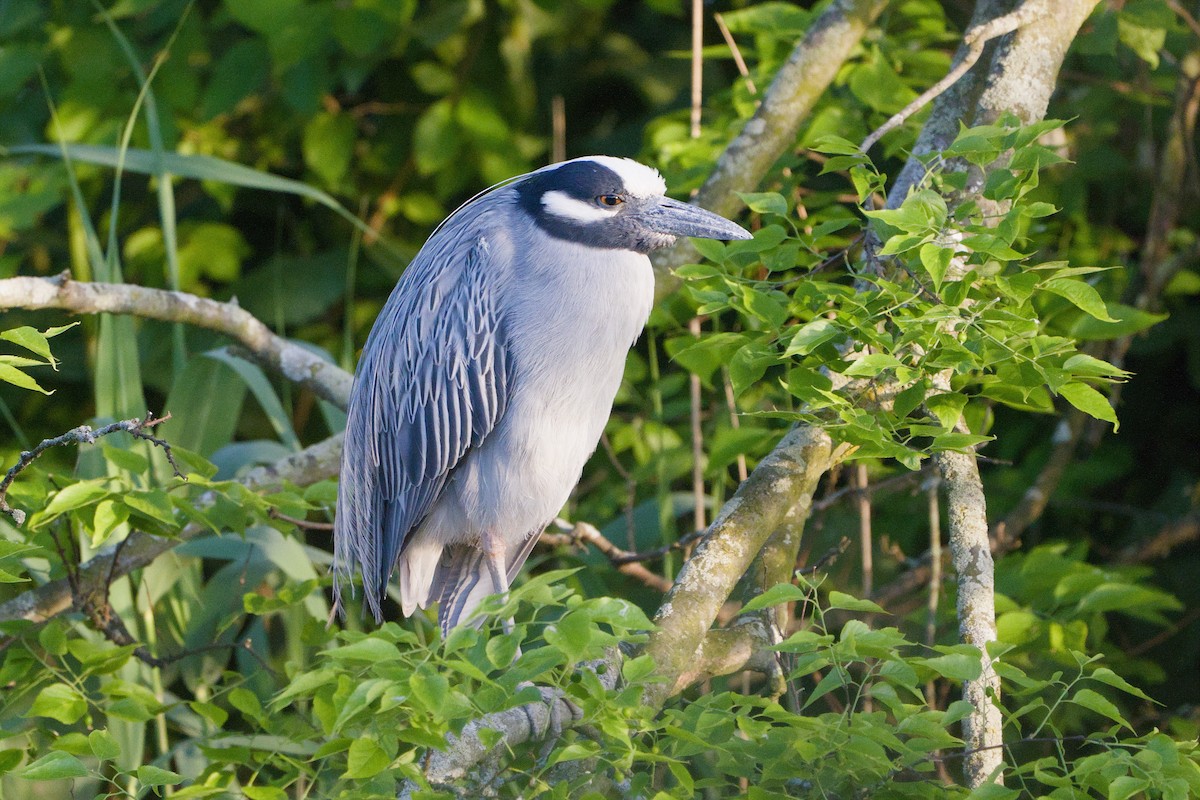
{"left": 515, "top": 160, "right": 625, "bottom": 217}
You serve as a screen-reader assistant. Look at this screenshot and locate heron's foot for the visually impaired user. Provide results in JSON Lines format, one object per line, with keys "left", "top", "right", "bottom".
{"left": 513, "top": 681, "right": 582, "bottom": 765}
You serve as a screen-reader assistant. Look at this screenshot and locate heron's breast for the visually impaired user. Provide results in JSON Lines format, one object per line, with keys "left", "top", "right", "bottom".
{"left": 457, "top": 242, "right": 654, "bottom": 532}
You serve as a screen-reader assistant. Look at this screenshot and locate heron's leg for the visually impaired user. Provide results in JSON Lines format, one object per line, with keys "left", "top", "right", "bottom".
{"left": 480, "top": 529, "right": 515, "bottom": 637}
{"left": 479, "top": 528, "right": 510, "bottom": 595}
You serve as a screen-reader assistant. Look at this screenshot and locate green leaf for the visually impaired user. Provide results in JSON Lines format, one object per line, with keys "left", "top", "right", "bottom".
{"left": 673, "top": 262, "right": 720, "bottom": 279}
{"left": 1087, "top": 667, "right": 1155, "bottom": 703}
{"left": 408, "top": 666, "right": 449, "bottom": 711}
{"left": 88, "top": 730, "right": 121, "bottom": 762}
{"left": 919, "top": 242, "right": 953, "bottom": 290}
{"left": 826, "top": 591, "right": 885, "bottom": 614}
{"left": 1059, "top": 382, "right": 1118, "bottom": 430}
{"left": 243, "top": 787, "right": 288, "bottom": 800}
{"left": 123, "top": 490, "right": 177, "bottom": 526}
{"left": 1, "top": 325, "right": 68, "bottom": 363}
{"left": 1063, "top": 354, "right": 1130, "bottom": 380}
{"left": 1068, "top": 687, "right": 1131, "bottom": 729}
{"left": 691, "top": 236, "right": 726, "bottom": 263}
{"left": 413, "top": 100, "right": 459, "bottom": 176}
{"left": 343, "top": 737, "right": 392, "bottom": 779}
{"left": 1108, "top": 776, "right": 1150, "bottom": 800}
{"left": 303, "top": 112, "right": 357, "bottom": 188}
{"left": 1070, "top": 302, "right": 1167, "bottom": 341}
{"left": 913, "top": 651, "right": 983, "bottom": 682}
{"left": 0, "top": 362, "right": 51, "bottom": 394}
{"left": 965, "top": 784, "right": 1021, "bottom": 800}
{"left": 38, "top": 480, "right": 110, "bottom": 521}
{"left": 811, "top": 134, "right": 863, "bottom": 156}
{"left": 1042, "top": 278, "right": 1117, "bottom": 322}
{"left": 785, "top": 318, "right": 841, "bottom": 356}
{"left": 543, "top": 609, "right": 594, "bottom": 662}
{"left": 843, "top": 352, "right": 904, "bottom": 377}
{"left": 28, "top": 683, "right": 88, "bottom": 724}
{"left": 326, "top": 637, "right": 397, "bottom": 662}
{"left": 17, "top": 751, "right": 89, "bottom": 781}
{"left": 737, "top": 191, "right": 787, "bottom": 216}
{"left": 742, "top": 583, "right": 807, "bottom": 613}
{"left": 136, "top": 764, "right": 183, "bottom": 786}
{"left": 925, "top": 392, "right": 967, "bottom": 430}
{"left": 91, "top": 499, "right": 130, "bottom": 548}
{"left": 1117, "top": 12, "right": 1165, "bottom": 68}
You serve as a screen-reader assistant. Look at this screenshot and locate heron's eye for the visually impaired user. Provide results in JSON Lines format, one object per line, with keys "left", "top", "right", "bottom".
{"left": 597, "top": 194, "right": 625, "bottom": 207}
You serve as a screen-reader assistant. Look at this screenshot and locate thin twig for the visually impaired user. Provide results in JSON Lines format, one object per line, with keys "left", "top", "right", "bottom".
{"left": 269, "top": 507, "right": 335, "bottom": 531}
{"left": 855, "top": 464, "right": 873, "bottom": 597}
{"left": 714, "top": 13, "right": 757, "bottom": 95}
{"left": 721, "top": 370, "right": 749, "bottom": 482}
{"left": 545, "top": 519, "right": 674, "bottom": 594}
{"left": 798, "top": 536, "right": 850, "bottom": 577}
{"left": 689, "top": 318, "right": 707, "bottom": 532}
{"left": 551, "top": 95, "right": 566, "bottom": 164}
{"left": 860, "top": 0, "right": 1054, "bottom": 152}
{"left": 925, "top": 472, "right": 942, "bottom": 707}
{"left": 1167, "top": 0, "right": 1200, "bottom": 42}
{"left": 0, "top": 412, "right": 177, "bottom": 525}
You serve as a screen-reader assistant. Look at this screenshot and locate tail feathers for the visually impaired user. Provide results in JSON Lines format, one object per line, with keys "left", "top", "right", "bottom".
{"left": 397, "top": 540, "right": 445, "bottom": 617}
{"left": 431, "top": 529, "right": 542, "bottom": 635}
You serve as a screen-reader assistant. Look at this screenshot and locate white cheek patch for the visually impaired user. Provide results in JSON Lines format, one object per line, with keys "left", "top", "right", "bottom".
{"left": 541, "top": 190, "right": 616, "bottom": 223}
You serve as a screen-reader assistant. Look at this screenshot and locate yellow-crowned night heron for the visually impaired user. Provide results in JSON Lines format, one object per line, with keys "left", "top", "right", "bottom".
{"left": 333, "top": 156, "right": 751, "bottom": 632}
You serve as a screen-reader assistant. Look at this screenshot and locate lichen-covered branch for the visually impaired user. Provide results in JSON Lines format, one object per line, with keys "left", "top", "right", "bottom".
{"left": 934, "top": 448, "right": 1002, "bottom": 784}
{"left": 0, "top": 433, "right": 344, "bottom": 625}
{"left": 651, "top": 0, "right": 889, "bottom": 296}
{"left": 0, "top": 274, "right": 352, "bottom": 408}
{"left": 398, "top": 650, "right": 622, "bottom": 796}
{"left": 642, "top": 426, "right": 842, "bottom": 705}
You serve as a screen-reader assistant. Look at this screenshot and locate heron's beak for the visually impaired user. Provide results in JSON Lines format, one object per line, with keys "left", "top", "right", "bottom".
{"left": 643, "top": 197, "right": 752, "bottom": 241}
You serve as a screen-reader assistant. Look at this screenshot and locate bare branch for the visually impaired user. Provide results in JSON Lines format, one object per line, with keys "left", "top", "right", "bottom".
{"left": 0, "top": 412, "right": 176, "bottom": 525}
{"left": 541, "top": 519, "right": 675, "bottom": 594}
{"left": 1117, "top": 513, "right": 1200, "bottom": 565}
{"left": 0, "top": 274, "right": 352, "bottom": 408}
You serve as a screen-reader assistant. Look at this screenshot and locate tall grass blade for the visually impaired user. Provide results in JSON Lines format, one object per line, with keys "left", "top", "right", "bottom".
{"left": 159, "top": 354, "right": 248, "bottom": 457}
{"left": 204, "top": 348, "right": 301, "bottom": 451}
{"left": 95, "top": 0, "right": 195, "bottom": 378}
{"left": 7, "top": 143, "right": 401, "bottom": 259}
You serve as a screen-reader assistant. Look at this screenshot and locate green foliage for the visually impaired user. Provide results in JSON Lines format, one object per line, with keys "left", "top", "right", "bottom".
{"left": 676, "top": 118, "right": 1135, "bottom": 470}
{"left": 6, "top": 540, "right": 1197, "bottom": 798}
{"left": 0, "top": 324, "right": 77, "bottom": 395}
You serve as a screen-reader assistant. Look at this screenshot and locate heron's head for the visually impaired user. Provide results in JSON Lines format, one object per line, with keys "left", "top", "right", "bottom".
{"left": 515, "top": 156, "right": 751, "bottom": 254}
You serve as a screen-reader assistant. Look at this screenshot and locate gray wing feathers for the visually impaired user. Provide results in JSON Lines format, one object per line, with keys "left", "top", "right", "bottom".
{"left": 333, "top": 232, "right": 509, "bottom": 621}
